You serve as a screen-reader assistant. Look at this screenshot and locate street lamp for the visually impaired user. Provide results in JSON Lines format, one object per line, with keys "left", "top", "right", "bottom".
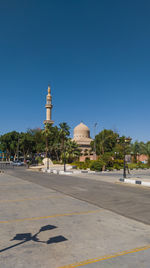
{"left": 64, "top": 145, "right": 66, "bottom": 172}
{"left": 117, "top": 136, "right": 132, "bottom": 178}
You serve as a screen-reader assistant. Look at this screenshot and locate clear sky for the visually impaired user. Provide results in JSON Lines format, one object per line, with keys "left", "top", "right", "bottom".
{"left": 0, "top": 0, "right": 150, "bottom": 141}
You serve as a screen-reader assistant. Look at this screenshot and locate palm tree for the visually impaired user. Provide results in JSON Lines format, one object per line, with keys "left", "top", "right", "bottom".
{"left": 42, "top": 124, "right": 51, "bottom": 158}
{"left": 131, "top": 141, "right": 141, "bottom": 163}
{"left": 59, "top": 123, "right": 70, "bottom": 166}
{"left": 59, "top": 123, "right": 69, "bottom": 171}
{"left": 59, "top": 123, "right": 70, "bottom": 142}
{"left": 63, "top": 139, "right": 80, "bottom": 163}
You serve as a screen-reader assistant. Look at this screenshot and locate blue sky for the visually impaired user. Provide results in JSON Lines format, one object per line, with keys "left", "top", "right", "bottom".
{"left": 0, "top": 0, "right": 150, "bottom": 141}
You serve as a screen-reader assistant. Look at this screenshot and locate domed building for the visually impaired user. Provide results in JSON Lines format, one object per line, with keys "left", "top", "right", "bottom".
{"left": 72, "top": 122, "right": 93, "bottom": 160}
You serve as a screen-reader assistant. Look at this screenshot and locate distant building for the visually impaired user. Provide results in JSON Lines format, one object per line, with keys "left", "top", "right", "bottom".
{"left": 72, "top": 122, "right": 95, "bottom": 161}
{"left": 137, "top": 154, "right": 148, "bottom": 163}
{"left": 0, "top": 151, "right": 6, "bottom": 161}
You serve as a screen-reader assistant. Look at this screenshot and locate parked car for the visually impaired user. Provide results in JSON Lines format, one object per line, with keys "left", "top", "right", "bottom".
{"left": 12, "top": 161, "right": 24, "bottom": 166}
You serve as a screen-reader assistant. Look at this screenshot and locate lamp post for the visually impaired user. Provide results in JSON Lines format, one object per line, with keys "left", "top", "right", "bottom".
{"left": 117, "top": 137, "right": 132, "bottom": 178}
{"left": 64, "top": 145, "right": 66, "bottom": 172}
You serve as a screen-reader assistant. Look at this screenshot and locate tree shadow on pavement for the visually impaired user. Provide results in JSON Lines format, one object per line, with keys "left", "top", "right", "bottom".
{"left": 0, "top": 224, "right": 67, "bottom": 253}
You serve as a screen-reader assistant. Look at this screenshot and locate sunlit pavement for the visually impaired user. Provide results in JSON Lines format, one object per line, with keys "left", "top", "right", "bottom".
{"left": 71, "top": 168, "right": 150, "bottom": 184}
{"left": 0, "top": 172, "right": 150, "bottom": 268}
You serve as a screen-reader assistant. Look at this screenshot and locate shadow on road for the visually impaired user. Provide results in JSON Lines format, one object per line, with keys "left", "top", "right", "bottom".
{"left": 0, "top": 224, "right": 67, "bottom": 253}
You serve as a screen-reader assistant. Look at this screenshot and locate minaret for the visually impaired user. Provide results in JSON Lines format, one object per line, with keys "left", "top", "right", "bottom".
{"left": 44, "top": 85, "right": 54, "bottom": 125}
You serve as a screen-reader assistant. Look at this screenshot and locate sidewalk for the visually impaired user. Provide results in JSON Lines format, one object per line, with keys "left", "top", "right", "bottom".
{"left": 119, "top": 176, "right": 150, "bottom": 187}
{"left": 65, "top": 169, "right": 150, "bottom": 189}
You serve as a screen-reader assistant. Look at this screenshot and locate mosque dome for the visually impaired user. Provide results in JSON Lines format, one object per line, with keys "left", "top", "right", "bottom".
{"left": 73, "top": 122, "right": 90, "bottom": 140}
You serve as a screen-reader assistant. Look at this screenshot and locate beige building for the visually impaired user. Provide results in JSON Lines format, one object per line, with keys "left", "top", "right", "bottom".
{"left": 72, "top": 122, "right": 94, "bottom": 160}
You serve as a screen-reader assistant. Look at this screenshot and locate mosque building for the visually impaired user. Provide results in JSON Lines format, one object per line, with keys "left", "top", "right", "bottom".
{"left": 43, "top": 87, "right": 94, "bottom": 161}
{"left": 72, "top": 122, "right": 94, "bottom": 161}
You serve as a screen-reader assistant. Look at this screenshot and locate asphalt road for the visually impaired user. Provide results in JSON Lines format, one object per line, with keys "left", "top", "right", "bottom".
{"left": 6, "top": 167, "right": 150, "bottom": 225}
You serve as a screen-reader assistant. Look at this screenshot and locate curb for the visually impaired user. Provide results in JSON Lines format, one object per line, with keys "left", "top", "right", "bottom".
{"left": 41, "top": 169, "right": 97, "bottom": 175}
{"left": 119, "top": 178, "right": 150, "bottom": 187}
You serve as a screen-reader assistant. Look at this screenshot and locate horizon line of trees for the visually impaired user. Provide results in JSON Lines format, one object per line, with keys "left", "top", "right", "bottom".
{"left": 89, "top": 129, "right": 150, "bottom": 170}
{"left": 0, "top": 125, "right": 150, "bottom": 167}
{"left": 0, "top": 122, "right": 80, "bottom": 163}
{"left": 92, "top": 129, "right": 150, "bottom": 163}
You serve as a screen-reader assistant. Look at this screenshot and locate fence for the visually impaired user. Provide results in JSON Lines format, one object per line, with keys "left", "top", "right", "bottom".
{"left": 0, "top": 162, "right": 14, "bottom": 173}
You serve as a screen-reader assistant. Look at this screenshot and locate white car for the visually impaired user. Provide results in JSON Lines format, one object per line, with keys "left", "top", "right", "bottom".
{"left": 12, "top": 161, "right": 24, "bottom": 166}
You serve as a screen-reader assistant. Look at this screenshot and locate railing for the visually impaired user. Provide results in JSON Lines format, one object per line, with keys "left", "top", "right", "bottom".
{"left": 0, "top": 162, "right": 14, "bottom": 173}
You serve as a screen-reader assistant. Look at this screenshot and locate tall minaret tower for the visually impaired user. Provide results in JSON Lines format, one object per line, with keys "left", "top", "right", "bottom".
{"left": 44, "top": 85, "right": 54, "bottom": 125}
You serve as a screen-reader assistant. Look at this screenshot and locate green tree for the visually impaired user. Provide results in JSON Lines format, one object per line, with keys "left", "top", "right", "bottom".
{"left": 48, "top": 126, "right": 61, "bottom": 160}
{"left": 62, "top": 139, "right": 80, "bottom": 163}
{"left": 28, "top": 128, "right": 45, "bottom": 154}
{"left": 59, "top": 122, "right": 70, "bottom": 140}
{"left": 100, "top": 152, "right": 114, "bottom": 171}
{"left": 59, "top": 122, "right": 70, "bottom": 163}
{"left": 0, "top": 131, "right": 20, "bottom": 160}
{"left": 19, "top": 132, "right": 35, "bottom": 160}
{"left": 92, "top": 129, "right": 119, "bottom": 155}
{"left": 42, "top": 124, "right": 52, "bottom": 158}
{"left": 41, "top": 123, "right": 70, "bottom": 162}
{"left": 131, "top": 141, "right": 142, "bottom": 163}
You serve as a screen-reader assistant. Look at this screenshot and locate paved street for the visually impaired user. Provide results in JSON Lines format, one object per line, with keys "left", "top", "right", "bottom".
{"left": 6, "top": 167, "right": 150, "bottom": 225}
{"left": 0, "top": 167, "right": 150, "bottom": 267}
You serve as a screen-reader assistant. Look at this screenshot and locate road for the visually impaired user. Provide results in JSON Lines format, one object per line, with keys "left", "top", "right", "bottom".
{"left": 6, "top": 167, "right": 150, "bottom": 225}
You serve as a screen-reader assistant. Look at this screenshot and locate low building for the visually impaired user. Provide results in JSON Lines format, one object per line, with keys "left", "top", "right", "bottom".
{"left": 137, "top": 154, "right": 148, "bottom": 163}
{"left": 0, "top": 151, "right": 6, "bottom": 161}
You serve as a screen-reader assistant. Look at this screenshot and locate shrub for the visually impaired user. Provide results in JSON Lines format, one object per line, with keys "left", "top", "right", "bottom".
{"left": 128, "top": 163, "right": 138, "bottom": 169}
{"left": 70, "top": 161, "right": 89, "bottom": 170}
{"left": 128, "top": 162, "right": 149, "bottom": 170}
{"left": 137, "top": 162, "right": 148, "bottom": 169}
{"left": 35, "top": 156, "right": 43, "bottom": 164}
{"left": 113, "top": 164, "right": 121, "bottom": 170}
{"left": 90, "top": 160, "right": 105, "bottom": 171}
{"left": 53, "top": 160, "right": 61, "bottom": 164}
{"left": 113, "top": 159, "right": 124, "bottom": 170}
{"left": 100, "top": 153, "right": 113, "bottom": 169}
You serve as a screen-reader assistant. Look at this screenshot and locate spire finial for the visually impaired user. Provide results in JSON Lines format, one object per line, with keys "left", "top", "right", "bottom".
{"left": 48, "top": 85, "right": 51, "bottom": 95}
